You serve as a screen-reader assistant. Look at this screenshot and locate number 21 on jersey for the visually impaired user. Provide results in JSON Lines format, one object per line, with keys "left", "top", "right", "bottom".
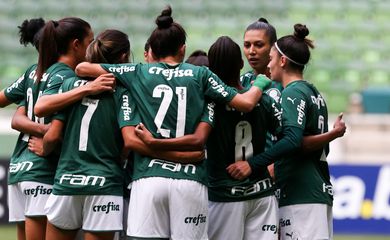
{"left": 153, "top": 84, "right": 187, "bottom": 138}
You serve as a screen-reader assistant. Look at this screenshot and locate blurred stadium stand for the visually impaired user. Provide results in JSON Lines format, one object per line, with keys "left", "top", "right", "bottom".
{"left": 0, "top": 1, "right": 389, "bottom": 235}
{"left": 0, "top": 0, "right": 388, "bottom": 162}
{"left": 0, "top": 0, "right": 389, "bottom": 114}
{"left": 0, "top": 0, "right": 388, "bottom": 155}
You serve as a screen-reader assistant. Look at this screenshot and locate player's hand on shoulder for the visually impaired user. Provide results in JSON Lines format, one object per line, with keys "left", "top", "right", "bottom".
{"left": 87, "top": 73, "right": 116, "bottom": 95}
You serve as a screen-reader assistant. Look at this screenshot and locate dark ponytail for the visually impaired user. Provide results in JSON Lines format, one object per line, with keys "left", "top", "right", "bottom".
{"left": 36, "top": 17, "right": 91, "bottom": 81}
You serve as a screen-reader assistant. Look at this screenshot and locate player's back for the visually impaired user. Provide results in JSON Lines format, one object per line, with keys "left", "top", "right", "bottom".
{"left": 53, "top": 77, "right": 124, "bottom": 196}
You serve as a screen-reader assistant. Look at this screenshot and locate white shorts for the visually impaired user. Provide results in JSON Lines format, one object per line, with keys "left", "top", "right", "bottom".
{"left": 279, "top": 203, "right": 333, "bottom": 240}
{"left": 45, "top": 194, "right": 123, "bottom": 232}
{"left": 127, "top": 177, "right": 208, "bottom": 240}
{"left": 208, "top": 196, "right": 278, "bottom": 240}
{"left": 8, "top": 181, "right": 52, "bottom": 222}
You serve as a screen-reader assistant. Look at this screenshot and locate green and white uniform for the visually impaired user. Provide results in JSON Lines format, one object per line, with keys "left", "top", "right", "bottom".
{"left": 207, "top": 93, "right": 280, "bottom": 202}
{"left": 52, "top": 80, "right": 127, "bottom": 196}
{"left": 46, "top": 76, "right": 132, "bottom": 231}
{"left": 241, "top": 70, "right": 283, "bottom": 150}
{"left": 247, "top": 80, "right": 332, "bottom": 240}
{"left": 102, "top": 62, "right": 237, "bottom": 185}
{"left": 9, "top": 62, "right": 76, "bottom": 185}
{"left": 207, "top": 92, "right": 281, "bottom": 240}
{"left": 276, "top": 80, "right": 331, "bottom": 207}
{"left": 4, "top": 64, "right": 32, "bottom": 104}
{"left": 7, "top": 62, "right": 75, "bottom": 221}
{"left": 6, "top": 64, "right": 37, "bottom": 222}
{"left": 102, "top": 62, "right": 237, "bottom": 239}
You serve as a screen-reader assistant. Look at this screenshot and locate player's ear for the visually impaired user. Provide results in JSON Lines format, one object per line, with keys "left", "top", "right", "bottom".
{"left": 280, "top": 55, "right": 287, "bottom": 68}
{"left": 121, "top": 52, "right": 130, "bottom": 63}
{"left": 179, "top": 44, "right": 186, "bottom": 59}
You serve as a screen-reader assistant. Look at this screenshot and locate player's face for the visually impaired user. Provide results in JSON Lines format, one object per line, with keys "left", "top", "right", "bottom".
{"left": 268, "top": 47, "right": 282, "bottom": 82}
{"left": 243, "top": 29, "right": 272, "bottom": 75}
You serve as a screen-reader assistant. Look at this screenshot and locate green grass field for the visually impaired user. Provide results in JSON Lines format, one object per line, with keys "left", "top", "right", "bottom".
{"left": 0, "top": 225, "right": 389, "bottom": 240}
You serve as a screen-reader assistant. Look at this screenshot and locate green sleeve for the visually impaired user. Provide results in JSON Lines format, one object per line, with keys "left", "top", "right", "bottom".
{"left": 247, "top": 126, "right": 303, "bottom": 173}
{"left": 101, "top": 63, "right": 137, "bottom": 90}
{"left": 116, "top": 86, "right": 141, "bottom": 128}
{"left": 4, "top": 67, "right": 32, "bottom": 104}
{"left": 51, "top": 77, "right": 76, "bottom": 123}
{"left": 199, "top": 98, "right": 215, "bottom": 127}
{"left": 280, "top": 87, "right": 307, "bottom": 129}
{"left": 202, "top": 67, "right": 237, "bottom": 104}
{"left": 43, "top": 69, "right": 76, "bottom": 96}
{"left": 262, "top": 95, "right": 282, "bottom": 135}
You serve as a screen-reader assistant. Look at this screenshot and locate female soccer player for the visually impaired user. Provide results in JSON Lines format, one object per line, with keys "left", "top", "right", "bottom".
{"left": 36, "top": 28, "right": 204, "bottom": 240}
{"left": 8, "top": 17, "right": 93, "bottom": 240}
{"left": 207, "top": 36, "right": 281, "bottom": 240}
{"left": 241, "top": 18, "right": 282, "bottom": 101}
{"left": 228, "top": 24, "right": 346, "bottom": 240}
{"left": 37, "top": 28, "right": 129, "bottom": 240}
{"left": 1, "top": 17, "right": 49, "bottom": 240}
{"left": 185, "top": 49, "right": 209, "bottom": 67}
{"left": 76, "top": 6, "right": 272, "bottom": 239}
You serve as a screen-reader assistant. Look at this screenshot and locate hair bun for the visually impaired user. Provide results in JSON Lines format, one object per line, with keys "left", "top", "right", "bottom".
{"left": 156, "top": 6, "right": 173, "bottom": 29}
{"left": 18, "top": 18, "right": 45, "bottom": 46}
{"left": 258, "top": 17, "right": 269, "bottom": 24}
{"left": 293, "top": 24, "right": 309, "bottom": 40}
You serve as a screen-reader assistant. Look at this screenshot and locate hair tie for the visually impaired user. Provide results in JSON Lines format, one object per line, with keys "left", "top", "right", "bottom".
{"left": 274, "top": 42, "right": 305, "bottom": 66}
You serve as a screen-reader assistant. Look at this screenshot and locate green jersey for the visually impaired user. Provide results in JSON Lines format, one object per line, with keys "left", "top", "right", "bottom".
{"left": 8, "top": 62, "right": 74, "bottom": 185}
{"left": 52, "top": 79, "right": 133, "bottom": 196}
{"left": 4, "top": 64, "right": 36, "bottom": 104}
{"left": 102, "top": 62, "right": 237, "bottom": 185}
{"left": 241, "top": 70, "right": 283, "bottom": 150}
{"left": 7, "top": 64, "right": 37, "bottom": 184}
{"left": 207, "top": 92, "right": 281, "bottom": 202}
{"left": 276, "top": 80, "right": 332, "bottom": 207}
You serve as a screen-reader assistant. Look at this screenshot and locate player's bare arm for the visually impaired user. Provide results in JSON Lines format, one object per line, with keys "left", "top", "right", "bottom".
{"left": 35, "top": 73, "right": 115, "bottom": 117}
{"left": 11, "top": 106, "right": 50, "bottom": 137}
{"left": 123, "top": 126, "right": 204, "bottom": 164}
{"left": 135, "top": 122, "right": 212, "bottom": 151}
{"left": 302, "top": 112, "right": 346, "bottom": 152}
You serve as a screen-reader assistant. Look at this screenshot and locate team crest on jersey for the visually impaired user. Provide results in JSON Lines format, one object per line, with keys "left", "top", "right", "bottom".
{"left": 266, "top": 88, "right": 282, "bottom": 103}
